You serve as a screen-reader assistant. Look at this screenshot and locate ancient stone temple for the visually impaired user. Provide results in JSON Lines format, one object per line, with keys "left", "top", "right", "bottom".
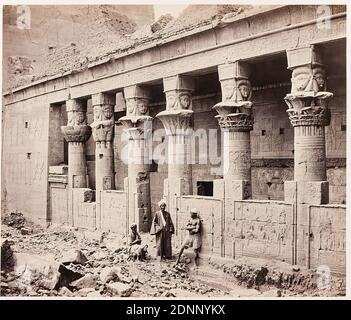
{"left": 1, "top": 5, "right": 346, "bottom": 275}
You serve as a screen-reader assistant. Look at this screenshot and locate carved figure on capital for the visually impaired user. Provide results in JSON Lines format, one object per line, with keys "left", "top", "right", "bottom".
{"left": 291, "top": 66, "right": 327, "bottom": 94}
{"left": 166, "top": 91, "right": 192, "bottom": 111}
{"left": 91, "top": 105, "right": 114, "bottom": 142}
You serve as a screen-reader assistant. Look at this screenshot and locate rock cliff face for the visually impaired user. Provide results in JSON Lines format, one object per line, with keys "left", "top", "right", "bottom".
{"left": 3, "top": 5, "right": 155, "bottom": 90}
{"left": 4, "top": 5, "right": 256, "bottom": 90}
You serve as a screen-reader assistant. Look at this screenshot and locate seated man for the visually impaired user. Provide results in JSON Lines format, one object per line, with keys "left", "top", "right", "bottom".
{"left": 175, "top": 208, "right": 202, "bottom": 268}
{"left": 128, "top": 223, "right": 148, "bottom": 261}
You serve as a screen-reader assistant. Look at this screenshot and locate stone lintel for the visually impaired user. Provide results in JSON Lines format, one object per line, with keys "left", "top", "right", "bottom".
{"left": 91, "top": 92, "right": 115, "bottom": 106}
{"left": 124, "top": 85, "right": 150, "bottom": 100}
{"left": 218, "top": 61, "right": 251, "bottom": 81}
{"left": 163, "top": 75, "right": 195, "bottom": 93}
{"left": 286, "top": 45, "right": 323, "bottom": 69}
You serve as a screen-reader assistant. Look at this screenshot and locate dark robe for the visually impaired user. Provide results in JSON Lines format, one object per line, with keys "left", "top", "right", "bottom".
{"left": 150, "top": 210, "right": 174, "bottom": 259}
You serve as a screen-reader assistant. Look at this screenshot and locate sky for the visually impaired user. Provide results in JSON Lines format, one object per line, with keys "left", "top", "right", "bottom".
{"left": 154, "top": 5, "right": 188, "bottom": 20}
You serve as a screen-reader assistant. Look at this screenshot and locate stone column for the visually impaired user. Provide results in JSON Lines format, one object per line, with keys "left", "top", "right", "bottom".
{"left": 213, "top": 61, "right": 253, "bottom": 258}
{"left": 284, "top": 46, "right": 332, "bottom": 205}
{"left": 119, "top": 85, "right": 152, "bottom": 233}
{"left": 61, "top": 99, "right": 92, "bottom": 225}
{"left": 284, "top": 46, "right": 333, "bottom": 267}
{"left": 213, "top": 61, "right": 253, "bottom": 199}
{"left": 61, "top": 99, "right": 91, "bottom": 188}
{"left": 156, "top": 75, "right": 194, "bottom": 226}
{"left": 91, "top": 93, "right": 115, "bottom": 191}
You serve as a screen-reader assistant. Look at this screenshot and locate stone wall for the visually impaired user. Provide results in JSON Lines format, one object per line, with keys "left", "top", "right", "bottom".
{"left": 1, "top": 95, "right": 50, "bottom": 224}
{"left": 175, "top": 195, "right": 346, "bottom": 275}
{"left": 100, "top": 190, "right": 128, "bottom": 236}
{"left": 177, "top": 196, "right": 224, "bottom": 256}
{"left": 231, "top": 200, "right": 294, "bottom": 263}
{"left": 308, "top": 204, "right": 346, "bottom": 275}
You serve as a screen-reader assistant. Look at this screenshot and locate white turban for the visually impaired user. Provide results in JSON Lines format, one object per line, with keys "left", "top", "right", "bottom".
{"left": 158, "top": 199, "right": 167, "bottom": 207}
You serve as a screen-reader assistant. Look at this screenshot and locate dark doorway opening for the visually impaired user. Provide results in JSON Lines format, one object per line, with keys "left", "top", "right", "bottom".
{"left": 197, "top": 181, "right": 213, "bottom": 196}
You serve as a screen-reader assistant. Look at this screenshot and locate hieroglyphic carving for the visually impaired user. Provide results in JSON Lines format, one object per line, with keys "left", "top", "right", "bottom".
{"left": 233, "top": 201, "right": 294, "bottom": 263}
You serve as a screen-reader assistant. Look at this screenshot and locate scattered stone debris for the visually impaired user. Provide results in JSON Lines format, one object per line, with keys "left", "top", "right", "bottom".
{"left": 1, "top": 239, "right": 15, "bottom": 273}
{"left": 3, "top": 212, "right": 26, "bottom": 230}
{"left": 1, "top": 216, "right": 345, "bottom": 297}
{"left": 208, "top": 257, "right": 346, "bottom": 297}
{"left": 150, "top": 14, "right": 174, "bottom": 33}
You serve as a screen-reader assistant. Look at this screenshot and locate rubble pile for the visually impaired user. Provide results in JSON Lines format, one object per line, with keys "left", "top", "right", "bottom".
{"left": 160, "top": 5, "right": 252, "bottom": 35}
{"left": 0, "top": 219, "right": 227, "bottom": 297}
{"left": 150, "top": 14, "right": 174, "bottom": 33}
{"left": 0, "top": 213, "right": 346, "bottom": 297}
{"left": 208, "top": 257, "right": 346, "bottom": 297}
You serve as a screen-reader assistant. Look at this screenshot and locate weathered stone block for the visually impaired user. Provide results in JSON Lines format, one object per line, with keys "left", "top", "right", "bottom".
{"left": 70, "top": 273, "right": 98, "bottom": 290}
{"left": 73, "top": 188, "right": 93, "bottom": 203}
{"left": 286, "top": 45, "right": 322, "bottom": 69}
{"left": 303, "top": 181, "right": 329, "bottom": 205}
{"left": 91, "top": 92, "right": 114, "bottom": 106}
{"left": 49, "top": 165, "right": 68, "bottom": 175}
{"left": 218, "top": 61, "right": 251, "bottom": 80}
{"left": 163, "top": 75, "right": 194, "bottom": 92}
{"left": 213, "top": 179, "right": 225, "bottom": 199}
{"left": 227, "top": 180, "right": 251, "bottom": 200}
{"left": 284, "top": 180, "right": 297, "bottom": 203}
{"left": 115, "top": 92, "right": 126, "bottom": 112}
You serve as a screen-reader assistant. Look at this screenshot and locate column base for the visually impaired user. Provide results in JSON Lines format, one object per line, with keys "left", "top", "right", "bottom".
{"left": 284, "top": 180, "right": 329, "bottom": 205}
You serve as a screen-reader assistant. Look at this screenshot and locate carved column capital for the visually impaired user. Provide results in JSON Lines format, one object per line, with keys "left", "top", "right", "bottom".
{"left": 61, "top": 99, "right": 91, "bottom": 142}
{"left": 213, "top": 61, "right": 254, "bottom": 131}
{"left": 91, "top": 93, "right": 115, "bottom": 144}
{"left": 118, "top": 85, "right": 153, "bottom": 140}
{"left": 285, "top": 46, "right": 333, "bottom": 127}
{"left": 156, "top": 75, "right": 194, "bottom": 135}
{"left": 157, "top": 110, "right": 193, "bottom": 136}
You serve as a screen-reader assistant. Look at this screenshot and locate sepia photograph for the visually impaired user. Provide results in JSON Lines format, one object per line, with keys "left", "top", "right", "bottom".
{"left": 0, "top": 1, "right": 348, "bottom": 302}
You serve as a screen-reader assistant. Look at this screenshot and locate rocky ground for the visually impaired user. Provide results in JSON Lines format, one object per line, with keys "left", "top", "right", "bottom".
{"left": 0, "top": 213, "right": 346, "bottom": 298}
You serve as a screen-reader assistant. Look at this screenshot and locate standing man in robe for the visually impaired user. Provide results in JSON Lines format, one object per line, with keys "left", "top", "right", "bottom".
{"left": 150, "top": 199, "right": 174, "bottom": 261}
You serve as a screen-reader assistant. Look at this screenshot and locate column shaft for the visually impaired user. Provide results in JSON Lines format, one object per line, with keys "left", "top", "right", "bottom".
{"left": 127, "top": 137, "right": 151, "bottom": 232}
{"left": 95, "top": 142, "right": 115, "bottom": 190}
{"left": 167, "top": 134, "right": 192, "bottom": 195}
{"left": 156, "top": 75, "right": 195, "bottom": 224}
{"left": 119, "top": 85, "right": 152, "bottom": 232}
{"left": 91, "top": 93, "right": 115, "bottom": 191}
{"left": 294, "top": 125, "right": 326, "bottom": 181}
{"left": 223, "top": 130, "right": 251, "bottom": 181}
{"left": 68, "top": 142, "right": 87, "bottom": 188}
